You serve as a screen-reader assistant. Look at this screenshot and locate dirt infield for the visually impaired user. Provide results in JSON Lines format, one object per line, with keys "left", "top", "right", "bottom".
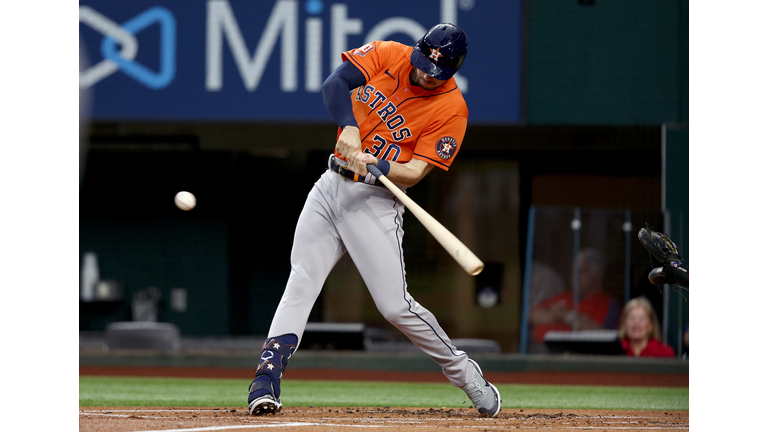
{"left": 79, "top": 366, "right": 688, "bottom": 431}
{"left": 79, "top": 406, "right": 689, "bottom": 431}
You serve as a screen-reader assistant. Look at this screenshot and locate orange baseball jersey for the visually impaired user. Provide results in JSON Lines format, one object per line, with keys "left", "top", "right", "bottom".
{"left": 334, "top": 40, "right": 468, "bottom": 171}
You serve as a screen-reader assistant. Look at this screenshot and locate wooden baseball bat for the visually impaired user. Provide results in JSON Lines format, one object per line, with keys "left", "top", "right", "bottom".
{"left": 367, "top": 164, "right": 484, "bottom": 276}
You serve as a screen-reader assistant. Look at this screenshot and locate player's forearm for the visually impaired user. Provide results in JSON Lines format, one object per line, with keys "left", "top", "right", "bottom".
{"left": 322, "top": 78, "right": 357, "bottom": 128}
{"left": 380, "top": 158, "right": 434, "bottom": 188}
{"left": 322, "top": 61, "right": 366, "bottom": 129}
{"left": 349, "top": 152, "right": 433, "bottom": 187}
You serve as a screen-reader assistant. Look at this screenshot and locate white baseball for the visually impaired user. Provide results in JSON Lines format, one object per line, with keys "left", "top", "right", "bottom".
{"left": 174, "top": 191, "right": 196, "bottom": 211}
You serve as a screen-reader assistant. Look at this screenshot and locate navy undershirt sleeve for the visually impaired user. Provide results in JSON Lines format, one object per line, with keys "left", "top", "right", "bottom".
{"left": 322, "top": 61, "right": 367, "bottom": 129}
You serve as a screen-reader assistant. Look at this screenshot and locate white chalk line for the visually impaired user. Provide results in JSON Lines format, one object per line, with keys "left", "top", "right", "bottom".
{"left": 80, "top": 410, "right": 688, "bottom": 431}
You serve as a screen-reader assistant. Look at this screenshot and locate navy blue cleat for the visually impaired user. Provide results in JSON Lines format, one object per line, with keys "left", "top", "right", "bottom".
{"left": 248, "top": 376, "right": 281, "bottom": 415}
{"left": 247, "top": 334, "right": 297, "bottom": 416}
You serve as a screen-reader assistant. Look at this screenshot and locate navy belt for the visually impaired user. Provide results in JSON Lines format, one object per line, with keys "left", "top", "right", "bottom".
{"left": 328, "top": 155, "right": 382, "bottom": 186}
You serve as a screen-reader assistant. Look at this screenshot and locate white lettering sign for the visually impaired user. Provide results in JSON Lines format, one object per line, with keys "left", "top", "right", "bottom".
{"left": 205, "top": 0, "right": 466, "bottom": 93}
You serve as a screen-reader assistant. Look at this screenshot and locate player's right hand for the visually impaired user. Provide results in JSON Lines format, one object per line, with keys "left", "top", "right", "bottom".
{"left": 348, "top": 151, "right": 377, "bottom": 177}
{"left": 335, "top": 126, "right": 362, "bottom": 160}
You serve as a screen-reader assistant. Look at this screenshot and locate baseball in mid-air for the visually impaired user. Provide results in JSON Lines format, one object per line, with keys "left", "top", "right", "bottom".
{"left": 174, "top": 191, "right": 196, "bottom": 211}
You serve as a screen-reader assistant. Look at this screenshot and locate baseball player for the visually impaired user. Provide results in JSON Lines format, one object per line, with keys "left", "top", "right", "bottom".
{"left": 247, "top": 23, "right": 501, "bottom": 418}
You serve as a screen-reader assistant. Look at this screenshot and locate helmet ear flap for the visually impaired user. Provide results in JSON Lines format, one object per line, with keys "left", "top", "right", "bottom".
{"left": 452, "top": 50, "right": 467, "bottom": 71}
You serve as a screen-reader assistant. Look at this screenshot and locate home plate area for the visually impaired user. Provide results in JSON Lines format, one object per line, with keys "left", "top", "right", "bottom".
{"left": 79, "top": 406, "right": 689, "bottom": 431}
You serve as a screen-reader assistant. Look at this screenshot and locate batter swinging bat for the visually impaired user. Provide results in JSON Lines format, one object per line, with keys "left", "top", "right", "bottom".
{"left": 367, "top": 164, "right": 484, "bottom": 276}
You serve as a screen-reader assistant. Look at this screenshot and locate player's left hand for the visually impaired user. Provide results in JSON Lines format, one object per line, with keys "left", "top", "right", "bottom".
{"left": 336, "top": 126, "right": 362, "bottom": 160}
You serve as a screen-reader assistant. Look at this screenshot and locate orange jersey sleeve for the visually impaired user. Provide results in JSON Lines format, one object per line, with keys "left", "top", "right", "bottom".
{"left": 411, "top": 113, "right": 467, "bottom": 170}
{"left": 334, "top": 41, "right": 468, "bottom": 171}
{"left": 341, "top": 40, "right": 399, "bottom": 83}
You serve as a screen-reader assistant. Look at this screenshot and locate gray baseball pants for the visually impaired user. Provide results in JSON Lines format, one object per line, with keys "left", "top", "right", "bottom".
{"left": 267, "top": 165, "right": 472, "bottom": 388}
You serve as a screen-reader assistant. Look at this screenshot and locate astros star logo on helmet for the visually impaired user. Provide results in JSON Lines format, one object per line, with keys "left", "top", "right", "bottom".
{"left": 429, "top": 48, "right": 443, "bottom": 61}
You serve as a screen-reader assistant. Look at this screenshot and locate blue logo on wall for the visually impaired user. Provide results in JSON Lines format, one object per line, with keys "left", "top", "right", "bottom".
{"left": 80, "top": 6, "right": 176, "bottom": 90}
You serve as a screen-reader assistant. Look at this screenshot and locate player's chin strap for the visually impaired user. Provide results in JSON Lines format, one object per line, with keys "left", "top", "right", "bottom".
{"left": 251, "top": 333, "right": 298, "bottom": 398}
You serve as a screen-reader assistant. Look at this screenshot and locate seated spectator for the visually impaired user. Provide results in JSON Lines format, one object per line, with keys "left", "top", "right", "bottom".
{"left": 529, "top": 261, "right": 567, "bottom": 306}
{"left": 618, "top": 297, "right": 675, "bottom": 358}
{"left": 529, "top": 249, "right": 620, "bottom": 346}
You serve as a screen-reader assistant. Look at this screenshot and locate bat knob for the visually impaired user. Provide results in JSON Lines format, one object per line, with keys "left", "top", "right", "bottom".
{"left": 366, "top": 163, "right": 384, "bottom": 178}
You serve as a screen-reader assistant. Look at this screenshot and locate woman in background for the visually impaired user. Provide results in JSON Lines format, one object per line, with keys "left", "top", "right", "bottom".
{"left": 618, "top": 297, "right": 675, "bottom": 358}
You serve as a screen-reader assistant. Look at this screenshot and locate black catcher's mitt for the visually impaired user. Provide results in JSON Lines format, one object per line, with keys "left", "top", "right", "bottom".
{"left": 637, "top": 225, "right": 680, "bottom": 263}
{"left": 638, "top": 224, "right": 688, "bottom": 288}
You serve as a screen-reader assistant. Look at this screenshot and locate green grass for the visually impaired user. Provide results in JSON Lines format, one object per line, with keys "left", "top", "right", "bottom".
{"left": 79, "top": 376, "right": 688, "bottom": 411}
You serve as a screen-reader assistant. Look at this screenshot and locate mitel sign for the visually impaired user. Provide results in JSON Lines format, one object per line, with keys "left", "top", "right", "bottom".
{"left": 79, "top": 0, "right": 523, "bottom": 123}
